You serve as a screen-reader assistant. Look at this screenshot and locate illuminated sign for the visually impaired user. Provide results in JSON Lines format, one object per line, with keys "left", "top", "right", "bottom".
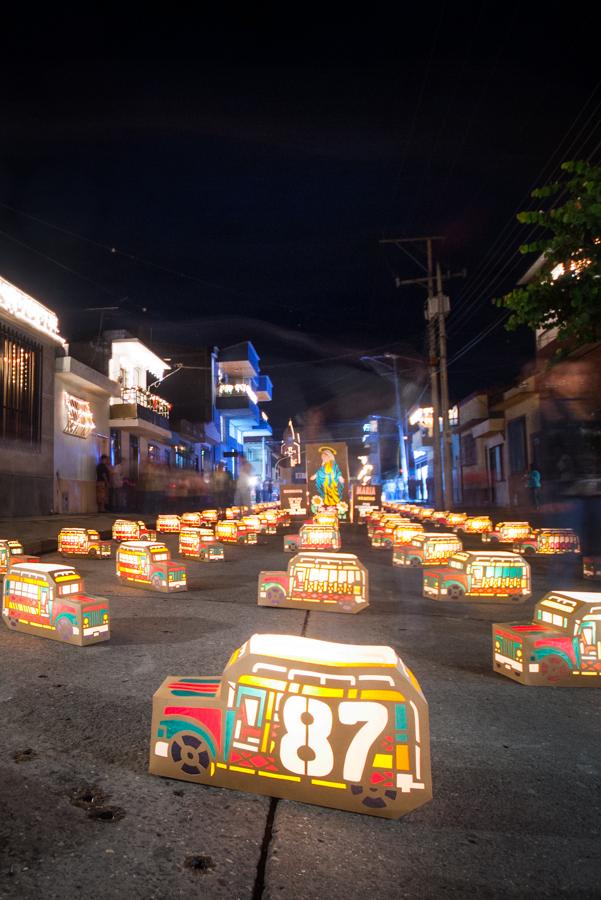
{"left": 0, "top": 275, "right": 64, "bottom": 343}
{"left": 149, "top": 633, "right": 432, "bottom": 817}
{"left": 493, "top": 591, "right": 601, "bottom": 685}
{"left": 64, "top": 393, "right": 96, "bottom": 438}
{"left": 258, "top": 551, "right": 368, "bottom": 614}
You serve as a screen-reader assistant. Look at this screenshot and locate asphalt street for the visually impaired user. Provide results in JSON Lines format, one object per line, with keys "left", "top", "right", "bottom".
{"left": 0, "top": 522, "right": 599, "bottom": 899}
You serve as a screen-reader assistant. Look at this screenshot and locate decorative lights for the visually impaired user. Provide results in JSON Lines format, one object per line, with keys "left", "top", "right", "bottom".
{"left": 63, "top": 393, "right": 96, "bottom": 438}
{"left": 149, "top": 633, "right": 432, "bottom": 818}
{"left": 258, "top": 551, "right": 369, "bottom": 614}
{"left": 512, "top": 528, "right": 581, "bottom": 555}
{"left": 116, "top": 541, "right": 187, "bottom": 592}
{"left": 284, "top": 523, "right": 341, "bottom": 553}
{"left": 423, "top": 550, "right": 531, "bottom": 602}
{"left": 0, "top": 275, "right": 64, "bottom": 343}
{"left": 179, "top": 528, "right": 224, "bottom": 561}
{"left": 394, "top": 533, "right": 463, "bottom": 567}
{"left": 112, "top": 520, "right": 157, "bottom": 542}
{"left": 156, "top": 515, "right": 182, "bottom": 534}
{"left": 58, "top": 528, "right": 111, "bottom": 558}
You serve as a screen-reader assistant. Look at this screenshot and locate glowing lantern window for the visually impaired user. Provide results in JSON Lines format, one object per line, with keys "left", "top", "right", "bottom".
{"left": 2, "top": 561, "right": 109, "bottom": 646}
{"left": 493, "top": 591, "right": 601, "bottom": 685}
{"left": 64, "top": 393, "right": 95, "bottom": 438}
{"left": 149, "top": 632, "right": 431, "bottom": 818}
{"left": 259, "top": 551, "right": 368, "bottom": 614}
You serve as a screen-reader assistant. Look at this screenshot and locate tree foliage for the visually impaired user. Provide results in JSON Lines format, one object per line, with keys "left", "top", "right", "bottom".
{"left": 495, "top": 160, "right": 601, "bottom": 348}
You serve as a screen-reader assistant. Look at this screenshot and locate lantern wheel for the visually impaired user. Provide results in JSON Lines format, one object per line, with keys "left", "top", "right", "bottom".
{"left": 266, "top": 585, "right": 286, "bottom": 606}
{"left": 88, "top": 547, "right": 98, "bottom": 558}
{"left": 349, "top": 782, "right": 399, "bottom": 811}
{"left": 169, "top": 732, "right": 213, "bottom": 779}
{"left": 522, "top": 545, "right": 536, "bottom": 555}
{"left": 540, "top": 655, "right": 570, "bottom": 684}
{"left": 151, "top": 574, "right": 164, "bottom": 591}
{"left": 55, "top": 617, "right": 74, "bottom": 640}
{"left": 448, "top": 584, "right": 464, "bottom": 600}
{"left": 409, "top": 557, "right": 420, "bottom": 567}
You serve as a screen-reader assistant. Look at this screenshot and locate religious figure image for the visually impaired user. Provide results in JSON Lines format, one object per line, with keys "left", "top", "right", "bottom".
{"left": 310, "top": 446, "right": 345, "bottom": 507}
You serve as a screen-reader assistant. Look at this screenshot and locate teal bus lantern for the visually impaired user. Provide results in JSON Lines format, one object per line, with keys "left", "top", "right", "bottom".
{"left": 394, "top": 532, "right": 463, "bottom": 568}
{"left": 116, "top": 542, "right": 187, "bottom": 592}
{"left": 493, "top": 591, "right": 601, "bottom": 685}
{"left": 423, "top": 550, "right": 531, "bottom": 602}
{"left": 512, "top": 528, "right": 581, "bottom": 556}
{"left": 149, "top": 633, "right": 432, "bottom": 818}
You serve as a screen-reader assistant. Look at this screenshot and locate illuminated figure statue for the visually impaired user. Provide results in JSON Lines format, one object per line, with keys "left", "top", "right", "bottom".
{"left": 311, "top": 446, "right": 344, "bottom": 507}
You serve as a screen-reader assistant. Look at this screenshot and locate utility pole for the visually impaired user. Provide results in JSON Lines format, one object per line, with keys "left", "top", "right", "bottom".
{"left": 436, "top": 262, "right": 453, "bottom": 508}
{"left": 426, "top": 240, "right": 443, "bottom": 509}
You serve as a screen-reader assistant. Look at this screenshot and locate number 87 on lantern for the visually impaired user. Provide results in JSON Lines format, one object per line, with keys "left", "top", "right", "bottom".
{"left": 149, "top": 633, "right": 432, "bottom": 818}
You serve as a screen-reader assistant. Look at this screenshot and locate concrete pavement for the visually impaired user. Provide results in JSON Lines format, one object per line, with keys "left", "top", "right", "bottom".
{"left": 0, "top": 520, "right": 599, "bottom": 898}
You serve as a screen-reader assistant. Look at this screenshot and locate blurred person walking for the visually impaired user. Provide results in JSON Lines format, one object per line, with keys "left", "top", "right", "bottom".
{"left": 527, "top": 465, "right": 542, "bottom": 510}
{"left": 234, "top": 458, "right": 254, "bottom": 510}
{"left": 96, "top": 454, "right": 111, "bottom": 513}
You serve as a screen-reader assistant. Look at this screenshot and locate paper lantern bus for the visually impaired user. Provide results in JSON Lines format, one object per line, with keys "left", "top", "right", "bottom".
{"left": 394, "top": 533, "right": 463, "bottom": 568}
{"left": 215, "top": 520, "right": 258, "bottom": 545}
{"left": 366, "top": 511, "right": 386, "bottom": 538}
{"left": 457, "top": 515, "right": 493, "bottom": 536}
{"left": 178, "top": 528, "right": 224, "bottom": 561}
{"left": 116, "top": 542, "right": 187, "bottom": 592}
{"left": 200, "top": 509, "right": 219, "bottom": 526}
{"left": 225, "top": 507, "right": 243, "bottom": 520}
{"left": 0, "top": 540, "right": 38, "bottom": 576}
{"left": 180, "top": 512, "right": 204, "bottom": 529}
{"left": 276, "top": 509, "right": 291, "bottom": 529}
{"left": 493, "top": 591, "right": 601, "bottom": 685}
{"left": 446, "top": 512, "right": 468, "bottom": 530}
{"left": 371, "top": 517, "right": 411, "bottom": 549}
{"left": 430, "top": 511, "right": 450, "bottom": 527}
{"left": 284, "top": 522, "right": 341, "bottom": 553}
{"left": 512, "top": 528, "right": 581, "bottom": 555}
{"left": 423, "top": 551, "right": 531, "bottom": 603}
{"left": 583, "top": 557, "right": 601, "bottom": 580}
{"left": 392, "top": 522, "right": 425, "bottom": 550}
{"left": 156, "top": 515, "right": 181, "bottom": 534}
{"left": 2, "top": 562, "right": 110, "bottom": 645}
{"left": 149, "top": 633, "right": 431, "bottom": 818}
{"left": 313, "top": 510, "right": 339, "bottom": 527}
{"left": 58, "top": 528, "right": 111, "bottom": 559}
{"left": 416, "top": 508, "right": 435, "bottom": 522}
{"left": 112, "top": 519, "right": 157, "bottom": 542}
{"left": 256, "top": 510, "right": 278, "bottom": 534}
{"left": 482, "top": 522, "right": 533, "bottom": 544}
{"left": 258, "top": 552, "right": 368, "bottom": 614}
{"left": 241, "top": 515, "right": 265, "bottom": 534}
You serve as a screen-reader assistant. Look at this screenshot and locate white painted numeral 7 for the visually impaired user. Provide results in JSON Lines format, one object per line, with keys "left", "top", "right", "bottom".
{"left": 338, "top": 702, "right": 389, "bottom": 782}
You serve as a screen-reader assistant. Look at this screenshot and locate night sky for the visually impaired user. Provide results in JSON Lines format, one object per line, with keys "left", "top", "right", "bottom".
{"left": 1, "top": 6, "right": 599, "bottom": 443}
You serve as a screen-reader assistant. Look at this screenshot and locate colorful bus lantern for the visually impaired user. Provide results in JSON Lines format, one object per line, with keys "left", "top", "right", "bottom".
{"left": 430, "top": 511, "right": 450, "bottom": 527}
{"left": 156, "top": 515, "right": 181, "bottom": 534}
{"left": 2, "top": 562, "right": 110, "bottom": 645}
{"left": 258, "top": 510, "right": 278, "bottom": 534}
{"left": 394, "top": 533, "right": 463, "bottom": 568}
{"left": 225, "top": 507, "right": 243, "bottom": 520}
{"left": 241, "top": 515, "right": 265, "bottom": 534}
{"left": 583, "top": 557, "right": 601, "bottom": 580}
{"left": 459, "top": 516, "right": 493, "bottom": 535}
{"left": 116, "top": 542, "right": 187, "bottom": 592}
{"left": 483, "top": 522, "right": 533, "bottom": 544}
{"left": 0, "top": 540, "right": 38, "bottom": 575}
{"left": 215, "top": 520, "right": 258, "bottom": 545}
{"left": 446, "top": 512, "right": 468, "bottom": 530}
{"left": 283, "top": 523, "right": 341, "bottom": 553}
{"left": 178, "top": 528, "right": 224, "bottom": 561}
{"left": 416, "top": 508, "right": 435, "bottom": 522}
{"left": 181, "top": 512, "right": 203, "bottom": 529}
{"left": 258, "top": 551, "right": 368, "bottom": 614}
{"left": 371, "top": 516, "right": 411, "bottom": 548}
{"left": 313, "top": 511, "right": 339, "bottom": 527}
{"left": 392, "top": 523, "right": 425, "bottom": 550}
{"left": 58, "top": 528, "right": 111, "bottom": 559}
{"left": 493, "top": 591, "right": 601, "bottom": 685}
{"left": 200, "top": 509, "right": 219, "bottom": 526}
{"left": 112, "top": 519, "right": 157, "bottom": 542}
{"left": 423, "top": 551, "right": 531, "bottom": 603}
{"left": 513, "top": 528, "right": 581, "bottom": 555}
{"left": 149, "top": 633, "right": 431, "bottom": 817}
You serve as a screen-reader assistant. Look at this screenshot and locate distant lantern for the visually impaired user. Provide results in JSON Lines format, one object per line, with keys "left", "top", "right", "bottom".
{"left": 178, "top": 528, "right": 224, "bottom": 562}
{"left": 258, "top": 551, "right": 368, "bottom": 614}
{"left": 0, "top": 540, "right": 38, "bottom": 575}
{"left": 422, "top": 550, "right": 531, "bottom": 602}
{"left": 200, "top": 509, "right": 219, "bottom": 525}
{"left": 392, "top": 522, "right": 425, "bottom": 555}
{"left": 493, "top": 591, "right": 601, "bottom": 685}
{"left": 2, "top": 562, "right": 110, "bottom": 645}
{"left": 112, "top": 519, "right": 157, "bottom": 542}
{"left": 284, "top": 523, "right": 341, "bottom": 554}
{"left": 430, "top": 511, "right": 450, "bottom": 527}
{"left": 482, "top": 522, "right": 533, "bottom": 544}
{"left": 394, "top": 532, "right": 463, "bottom": 568}
{"left": 180, "top": 512, "right": 203, "bottom": 529}
{"left": 225, "top": 507, "right": 243, "bottom": 520}
{"left": 156, "top": 515, "right": 181, "bottom": 534}
{"left": 58, "top": 528, "right": 112, "bottom": 559}
{"left": 446, "top": 512, "right": 468, "bottom": 530}
{"left": 149, "top": 632, "right": 432, "bottom": 818}
{"left": 371, "top": 516, "right": 411, "bottom": 549}
{"left": 512, "top": 528, "right": 581, "bottom": 556}
{"left": 458, "top": 516, "right": 493, "bottom": 536}
{"left": 116, "top": 542, "right": 187, "bottom": 592}
{"left": 215, "top": 520, "right": 258, "bottom": 545}
{"left": 583, "top": 557, "right": 601, "bottom": 580}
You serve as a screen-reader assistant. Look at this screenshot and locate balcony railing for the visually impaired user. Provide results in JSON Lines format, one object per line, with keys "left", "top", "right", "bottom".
{"left": 121, "top": 386, "right": 171, "bottom": 418}
{"left": 217, "top": 381, "right": 258, "bottom": 404}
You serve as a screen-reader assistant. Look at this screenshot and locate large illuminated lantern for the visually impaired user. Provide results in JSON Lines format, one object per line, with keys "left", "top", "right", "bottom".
{"left": 178, "top": 528, "right": 224, "bottom": 561}
{"left": 149, "top": 633, "right": 431, "bottom": 818}
{"left": 583, "top": 557, "right": 601, "bottom": 580}
{"left": 215, "top": 520, "right": 258, "bottom": 545}
{"left": 0, "top": 540, "right": 38, "bottom": 575}
{"left": 58, "top": 528, "right": 112, "bottom": 559}
{"left": 199, "top": 509, "right": 219, "bottom": 526}
{"left": 394, "top": 533, "right": 463, "bottom": 568}
{"left": 2, "top": 562, "right": 110, "bottom": 645}
{"left": 493, "top": 591, "right": 601, "bottom": 685}
{"left": 512, "top": 528, "right": 581, "bottom": 555}
{"left": 258, "top": 551, "right": 368, "bottom": 614}
{"left": 392, "top": 522, "right": 425, "bottom": 550}
{"left": 116, "top": 542, "right": 187, "bottom": 592}
{"left": 284, "top": 523, "right": 341, "bottom": 553}
{"left": 371, "top": 516, "right": 411, "bottom": 548}
{"left": 423, "top": 550, "right": 531, "bottom": 602}
{"left": 112, "top": 519, "right": 157, "bottom": 542}
{"left": 156, "top": 515, "right": 181, "bottom": 534}
{"left": 180, "top": 512, "right": 203, "bottom": 529}
{"left": 482, "top": 522, "right": 533, "bottom": 544}
{"left": 458, "top": 516, "right": 493, "bottom": 536}
{"left": 446, "top": 512, "right": 468, "bottom": 530}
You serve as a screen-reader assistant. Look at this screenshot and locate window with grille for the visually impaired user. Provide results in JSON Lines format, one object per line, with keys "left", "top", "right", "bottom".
{"left": 0, "top": 324, "right": 41, "bottom": 443}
